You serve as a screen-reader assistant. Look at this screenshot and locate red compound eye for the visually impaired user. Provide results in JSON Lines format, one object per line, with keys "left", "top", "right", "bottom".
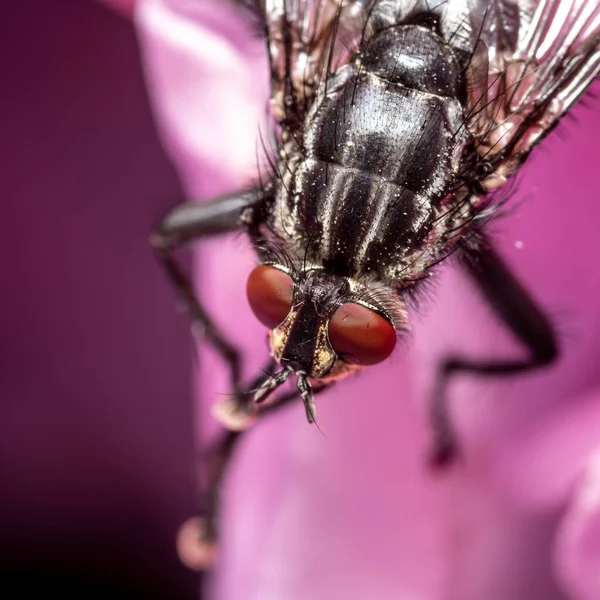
{"left": 246, "top": 265, "right": 294, "bottom": 329}
{"left": 329, "top": 303, "right": 396, "bottom": 366}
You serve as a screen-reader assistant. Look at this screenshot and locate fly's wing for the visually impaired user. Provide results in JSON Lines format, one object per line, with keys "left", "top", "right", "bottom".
{"left": 370, "top": 0, "right": 600, "bottom": 189}
{"left": 452, "top": 0, "right": 600, "bottom": 190}
{"left": 239, "top": 0, "right": 599, "bottom": 172}
{"left": 248, "top": 0, "right": 485, "bottom": 128}
{"left": 238, "top": 0, "right": 475, "bottom": 130}
{"left": 238, "top": 0, "right": 372, "bottom": 130}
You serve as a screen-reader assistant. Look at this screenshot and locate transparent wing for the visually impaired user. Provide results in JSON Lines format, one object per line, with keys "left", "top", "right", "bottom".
{"left": 249, "top": 0, "right": 600, "bottom": 180}
{"left": 257, "top": 0, "right": 482, "bottom": 128}
{"left": 257, "top": 0, "right": 371, "bottom": 129}
{"left": 363, "top": 0, "right": 600, "bottom": 187}
{"left": 451, "top": 0, "right": 600, "bottom": 188}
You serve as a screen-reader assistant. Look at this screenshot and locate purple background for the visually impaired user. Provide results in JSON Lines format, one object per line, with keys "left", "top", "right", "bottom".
{"left": 0, "top": 1, "right": 197, "bottom": 597}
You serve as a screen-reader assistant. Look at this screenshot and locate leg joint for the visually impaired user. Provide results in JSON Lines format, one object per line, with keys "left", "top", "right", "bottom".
{"left": 533, "top": 336, "right": 558, "bottom": 366}
{"left": 149, "top": 228, "right": 174, "bottom": 252}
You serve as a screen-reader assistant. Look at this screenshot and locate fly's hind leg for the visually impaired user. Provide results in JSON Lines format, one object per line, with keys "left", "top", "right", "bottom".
{"left": 428, "top": 235, "right": 558, "bottom": 468}
{"left": 151, "top": 189, "right": 265, "bottom": 421}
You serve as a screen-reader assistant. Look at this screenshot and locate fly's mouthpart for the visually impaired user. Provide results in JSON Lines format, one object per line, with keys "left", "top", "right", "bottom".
{"left": 296, "top": 370, "right": 316, "bottom": 423}
{"left": 252, "top": 366, "right": 317, "bottom": 423}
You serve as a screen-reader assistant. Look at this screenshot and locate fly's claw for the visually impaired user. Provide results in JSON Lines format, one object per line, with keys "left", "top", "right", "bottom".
{"left": 213, "top": 366, "right": 293, "bottom": 431}
{"left": 176, "top": 517, "right": 217, "bottom": 571}
{"left": 211, "top": 395, "right": 257, "bottom": 431}
{"left": 427, "top": 434, "right": 462, "bottom": 471}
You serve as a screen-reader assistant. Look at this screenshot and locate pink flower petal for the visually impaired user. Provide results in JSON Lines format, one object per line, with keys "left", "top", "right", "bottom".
{"left": 134, "top": 2, "right": 600, "bottom": 598}
{"left": 135, "top": 0, "right": 268, "bottom": 194}
{"left": 555, "top": 450, "right": 600, "bottom": 600}
{"left": 487, "top": 390, "right": 600, "bottom": 509}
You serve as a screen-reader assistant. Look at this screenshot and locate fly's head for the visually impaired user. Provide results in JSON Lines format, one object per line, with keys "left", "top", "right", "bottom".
{"left": 245, "top": 262, "right": 405, "bottom": 421}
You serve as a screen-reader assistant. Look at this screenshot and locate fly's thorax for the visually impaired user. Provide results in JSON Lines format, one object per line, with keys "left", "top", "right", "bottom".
{"left": 247, "top": 265, "right": 405, "bottom": 381}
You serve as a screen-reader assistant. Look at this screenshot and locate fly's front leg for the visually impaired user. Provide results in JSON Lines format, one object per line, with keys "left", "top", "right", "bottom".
{"left": 184, "top": 380, "right": 331, "bottom": 570}
{"left": 151, "top": 189, "right": 263, "bottom": 404}
{"left": 211, "top": 358, "right": 277, "bottom": 431}
{"left": 429, "top": 236, "right": 558, "bottom": 468}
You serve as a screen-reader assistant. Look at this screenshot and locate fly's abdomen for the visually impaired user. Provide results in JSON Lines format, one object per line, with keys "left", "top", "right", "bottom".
{"left": 361, "top": 24, "right": 465, "bottom": 99}
{"left": 291, "top": 24, "right": 469, "bottom": 278}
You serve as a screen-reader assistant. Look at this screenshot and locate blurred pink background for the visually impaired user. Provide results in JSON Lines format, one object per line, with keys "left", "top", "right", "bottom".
{"left": 1, "top": 1, "right": 196, "bottom": 597}
{"left": 5, "top": 1, "right": 600, "bottom": 599}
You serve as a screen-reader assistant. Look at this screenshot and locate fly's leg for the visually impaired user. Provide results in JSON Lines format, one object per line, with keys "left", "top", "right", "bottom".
{"left": 151, "top": 189, "right": 263, "bottom": 406}
{"left": 198, "top": 395, "right": 294, "bottom": 564}
{"left": 428, "top": 236, "right": 558, "bottom": 468}
{"left": 187, "top": 381, "right": 330, "bottom": 569}
{"left": 211, "top": 358, "right": 278, "bottom": 431}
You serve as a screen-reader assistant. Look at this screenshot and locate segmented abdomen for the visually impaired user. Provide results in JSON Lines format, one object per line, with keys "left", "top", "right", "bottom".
{"left": 282, "top": 24, "right": 469, "bottom": 279}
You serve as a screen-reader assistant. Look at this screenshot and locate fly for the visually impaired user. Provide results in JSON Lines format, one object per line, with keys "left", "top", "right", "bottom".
{"left": 151, "top": 0, "right": 600, "bottom": 567}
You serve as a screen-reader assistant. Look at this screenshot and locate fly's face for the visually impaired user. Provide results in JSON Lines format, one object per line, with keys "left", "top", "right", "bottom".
{"left": 246, "top": 264, "right": 398, "bottom": 383}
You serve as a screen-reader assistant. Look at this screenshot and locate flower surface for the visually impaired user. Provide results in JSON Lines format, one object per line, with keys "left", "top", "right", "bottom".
{"left": 123, "top": 1, "right": 600, "bottom": 598}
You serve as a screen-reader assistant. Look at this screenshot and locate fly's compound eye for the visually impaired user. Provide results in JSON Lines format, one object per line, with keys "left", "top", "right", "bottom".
{"left": 329, "top": 304, "right": 396, "bottom": 366}
{"left": 246, "top": 265, "right": 294, "bottom": 329}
